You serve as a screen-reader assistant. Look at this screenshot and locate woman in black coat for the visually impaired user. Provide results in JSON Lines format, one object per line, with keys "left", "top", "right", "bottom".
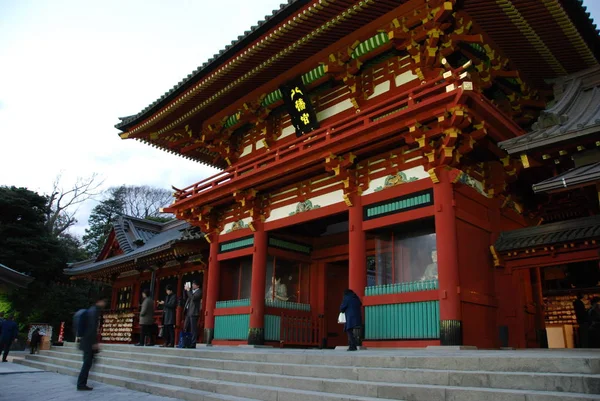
{"left": 158, "top": 285, "right": 177, "bottom": 347}
{"left": 340, "top": 289, "right": 362, "bottom": 351}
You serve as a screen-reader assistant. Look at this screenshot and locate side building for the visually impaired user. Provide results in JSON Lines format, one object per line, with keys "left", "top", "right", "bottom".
{"left": 70, "top": 0, "right": 600, "bottom": 348}
{"left": 66, "top": 216, "right": 206, "bottom": 344}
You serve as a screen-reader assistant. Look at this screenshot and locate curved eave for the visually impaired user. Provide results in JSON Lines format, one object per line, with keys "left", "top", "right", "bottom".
{"left": 134, "top": 137, "right": 226, "bottom": 169}
{"left": 115, "top": 0, "right": 309, "bottom": 132}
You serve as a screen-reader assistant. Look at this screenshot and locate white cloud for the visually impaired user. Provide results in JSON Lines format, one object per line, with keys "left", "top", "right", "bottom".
{"left": 0, "top": 0, "right": 284, "bottom": 238}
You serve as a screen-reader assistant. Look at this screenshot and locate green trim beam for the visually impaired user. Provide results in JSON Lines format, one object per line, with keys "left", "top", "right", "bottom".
{"left": 219, "top": 236, "right": 254, "bottom": 253}
{"left": 364, "top": 189, "right": 433, "bottom": 220}
{"left": 268, "top": 237, "right": 311, "bottom": 255}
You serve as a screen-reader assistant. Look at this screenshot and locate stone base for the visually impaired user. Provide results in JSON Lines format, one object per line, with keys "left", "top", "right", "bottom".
{"left": 203, "top": 328, "right": 214, "bottom": 345}
{"left": 195, "top": 344, "right": 213, "bottom": 347}
{"left": 426, "top": 345, "right": 477, "bottom": 351}
{"left": 500, "top": 347, "right": 516, "bottom": 350}
{"left": 334, "top": 346, "right": 368, "bottom": 351}
{"left": 238, "top": 344, "right": 273, "bottom": 348}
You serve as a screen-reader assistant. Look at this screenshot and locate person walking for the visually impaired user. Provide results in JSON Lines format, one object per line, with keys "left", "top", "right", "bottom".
{"left": 0, "top": 314, "right": 19, "bottom": 362}
{"left": 158, "top": 285, "right": 176, "bottom": 347}
{"left": 30, "top": 328, "right": 41, "bottom": 355}
{"left": 340, "top": 289, "right": 362, "bottom": 352}
{"left": 77, "top": 297, "right": 107, "bottom": 391}
{"left": 136, "top": 289, "right": 155, "bottom": 347}
{"left": 589, "top": 297, "right": 600, "bottom": 348}
{"left": 574, "top": 293, "right": 590, "bottom": 348}
{"left": 183, "top": 280, "right": 201, "bottom": 348}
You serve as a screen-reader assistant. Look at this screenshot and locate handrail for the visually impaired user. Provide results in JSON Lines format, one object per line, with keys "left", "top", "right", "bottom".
{"left": 171, "top": 63, "right": 473, "bottom": 205}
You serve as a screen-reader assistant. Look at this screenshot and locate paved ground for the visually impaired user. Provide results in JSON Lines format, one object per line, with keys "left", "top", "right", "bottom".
{"left": 0, "top": 353, "right": 182, "bottom": 401}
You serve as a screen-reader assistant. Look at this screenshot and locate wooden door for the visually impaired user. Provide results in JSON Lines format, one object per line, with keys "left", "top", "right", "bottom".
{"left": 324, "top": 261, "right": 348, "bottom": 348}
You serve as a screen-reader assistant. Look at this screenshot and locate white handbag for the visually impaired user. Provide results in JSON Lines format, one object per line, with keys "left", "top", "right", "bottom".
{"left": 337, "top": 312, "right": 346, "bottom": 324}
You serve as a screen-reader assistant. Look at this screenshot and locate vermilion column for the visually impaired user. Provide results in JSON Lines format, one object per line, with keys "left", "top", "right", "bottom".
{"left": 110, "top": 286, "right": 118, "bottom": 310}
{"left": 249, "top": 224, "right": 267, "bottom": 345}
{"left": 175, "top": 272, "right": 183, "bottom": 346}
{"left": 203, "top": 238, "right": 220, "bottom": 344}
{"left": 433, "top": 168, "right": 462, "bottom": 345}
{"left": 348, "top": 194, "right": 366, "bottom": 298}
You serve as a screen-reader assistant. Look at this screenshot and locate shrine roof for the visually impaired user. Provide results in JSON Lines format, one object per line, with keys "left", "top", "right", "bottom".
{"left": 499, "top": 65, "right": 600, "bottom": 155}
{"left": 0, "top": 263, "right": 34, "bottom": 289}
{"left": 115, "top": 0, "right": 307, "bottom": 131}
{"left": 65, "top": 218, "right": 204, "bottom": 276}
{"left": 532, "top": 161, "right": 600, "bottom": 193}
{"left": 114, "top": 0, "right": 600, "bottom": 167}
{"left": 494, "top": 214, "right": 600, "bottom": 252}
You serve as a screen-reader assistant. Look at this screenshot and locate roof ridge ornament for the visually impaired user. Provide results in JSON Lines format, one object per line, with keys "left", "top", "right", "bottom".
{"left": 531, "top": 111, "right": 569, "bottom": 131}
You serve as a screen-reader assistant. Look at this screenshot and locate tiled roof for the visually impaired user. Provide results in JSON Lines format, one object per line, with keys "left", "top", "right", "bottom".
{"left": 499, "top": 65, "right": 600, "bottom": 155}
{"left": 115, "top": 0, "right": 307, "bottom": 131}
{"left": 66, "top": 218, "right": 205, "bottom": 276}
{"left": 494, "top": 215, "right": 600, "bottom": 252}
{"left": 0, "top": 263, "right": 34, "bottom": 288}
{"left": 533, "top": 161, "right": 600, "bottom": 193}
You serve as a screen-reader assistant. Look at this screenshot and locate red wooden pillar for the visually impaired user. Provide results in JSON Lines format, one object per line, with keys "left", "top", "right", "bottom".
{"left": 249, "top": 224, "right": 267, "bottom": 345}
{"left": 433, "top": 168, "right": 462, "bottom": 345}
{"left": 175, "top": 272, "right": 184, "bottom": 346}
{"left": 111, "top": 286, "right": 118, "bottom": 310}
{"left": 203, "top": 239, "right": 220, "bottom": 344}
{"left": 348, "top": 194, "right": 366, "bottom": 298}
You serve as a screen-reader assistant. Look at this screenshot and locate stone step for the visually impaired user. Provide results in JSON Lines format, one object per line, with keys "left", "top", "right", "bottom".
{"left": 16, "top": 358, "right": 401, "bottom": 401}
{"left": 39, "top": 349, "right": 600, "bottom": 394}
{"left": 56, "top": 343, "right": 600, "bottom": 374}
{"left": 19, "top": 353, "right": 600, "bottom": 401}
{"left": 15, "top": 359, "right": 259, "bottom": 401}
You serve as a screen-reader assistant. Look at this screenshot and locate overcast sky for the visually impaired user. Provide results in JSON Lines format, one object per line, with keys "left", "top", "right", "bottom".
{"left": 1, "top": 0, "right": 600, "bottom": 239}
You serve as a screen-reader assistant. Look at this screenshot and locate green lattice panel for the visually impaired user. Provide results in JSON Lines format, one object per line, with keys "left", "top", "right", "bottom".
{"left": 365, "top": 191, "right": 432, "bottom": 219}
{"left": 215, "top": 299, "right": 251, "bottom": 308}
{"left": 264, "top": 314, "right": 281, "bottom": 341}
{"left": 365, "top": 301, "right": 440, "bottom": 340}
{"left": 220, "top": 236, "right": 254, "bottom": 253}
{"left": 268, "top": 237, "right": 311, "bottom": 255}
{"left": 214, "top": 314, "right": 250, "bottom": 340}
{"left": 365, "top": 279, "right": 438, "bottom": 296}
{"left": 265, "top": 299, "right": 311, "bottom": 311}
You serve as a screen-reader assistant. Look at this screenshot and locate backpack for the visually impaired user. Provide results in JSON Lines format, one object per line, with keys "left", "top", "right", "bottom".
{"left": 73, "top": 308, "right": 88, "bottom": 337}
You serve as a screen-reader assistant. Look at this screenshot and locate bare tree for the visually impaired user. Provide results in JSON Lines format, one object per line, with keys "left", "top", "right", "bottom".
{"left": 46, "top": 173, "right": 103, "bottom": 237}
{"left": 113, "top": 185, "right": 173, "bottom": 219}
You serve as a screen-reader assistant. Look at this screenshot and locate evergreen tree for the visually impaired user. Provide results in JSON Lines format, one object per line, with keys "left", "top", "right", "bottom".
{"left": 82, "top": 186, "right": 125, "bottom": 257}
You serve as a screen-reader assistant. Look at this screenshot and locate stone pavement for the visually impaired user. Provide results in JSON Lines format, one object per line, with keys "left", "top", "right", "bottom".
{"left": 0, "top": 353, "right": 182, "bottom": 401}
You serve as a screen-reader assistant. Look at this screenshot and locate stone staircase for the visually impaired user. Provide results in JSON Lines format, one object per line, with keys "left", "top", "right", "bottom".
{"left": 15, "top": 343, "right": 600, "bottom": 401}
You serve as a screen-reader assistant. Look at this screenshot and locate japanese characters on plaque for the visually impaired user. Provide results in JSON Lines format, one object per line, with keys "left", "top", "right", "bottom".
{"left": 280, "top": 78, "right": 319, "bottom": 137}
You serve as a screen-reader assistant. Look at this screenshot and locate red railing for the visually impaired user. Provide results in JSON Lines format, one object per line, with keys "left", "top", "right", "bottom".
{"left": 169, "top": 64, "right": 475, "bottom": 207}
{"left": 280, "top": 314, "right": 324, "bottom": 347}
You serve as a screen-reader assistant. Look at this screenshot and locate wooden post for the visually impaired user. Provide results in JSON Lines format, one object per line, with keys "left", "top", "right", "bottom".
{"left": 111, "top": 286, "right": 118, "bottom": 310}
{"left": 203, "top": 239, "right": 220, "bottom": 344}
{"left": 249, "top": 223, "right": 267, "bottom": 345}
{"left": 175, "top": 269, "right": 184, "bottom": 346}
{"left": 348, "top": 194, "right": 366, "bottom": 298}
{"left": 433, "top": 168, "right": 462, "bottom": 346}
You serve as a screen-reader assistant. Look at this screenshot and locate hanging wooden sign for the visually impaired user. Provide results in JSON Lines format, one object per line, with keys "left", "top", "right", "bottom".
{"left": 280, "top": 78, "right": 319, "bottom": 137}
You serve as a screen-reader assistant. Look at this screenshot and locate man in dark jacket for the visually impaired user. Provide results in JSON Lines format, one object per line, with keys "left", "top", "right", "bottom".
{"left": 158, "top": 285, "right": 176, "bottom": 347}
{"left": 183, "top": 280, "right": 202, "bottom": 348}
{"left": 574, "top": 293, "right": 590, "bottom": 348}
{"left": 0, "top": 314, "right": 19, "bottom": 362}
{"left": 136, "top": 289, "right": 155, "bottom": 346}
{"left": 340, "top": 289, "right": 362, "bottom": 351}
{"left": 77, "top": 297, "right": 107, "bottom": 390}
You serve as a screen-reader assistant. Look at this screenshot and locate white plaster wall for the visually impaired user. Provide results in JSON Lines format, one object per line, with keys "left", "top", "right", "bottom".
{"left": 395, "top": 70, "right": 418, "bottom": 87}
{"left": 265, "top": 189, "right": 344, "bottom": 223}
{"left": 221, "top": 216, "right": 253, "bottom": 235}
{"left": 240, "top": 144, "right": 253, "bottom": 157}
{"left": 280, "top": 125, "right": 296, "bottom": 139}
{"left": 316, "top": 98, "right": 353, "bottom": 121}
{"left": 367, "top": 80, "right": 391, "bottom": 100}
{"left": 362, "top": 165, "right": 429, "bottom": 195}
